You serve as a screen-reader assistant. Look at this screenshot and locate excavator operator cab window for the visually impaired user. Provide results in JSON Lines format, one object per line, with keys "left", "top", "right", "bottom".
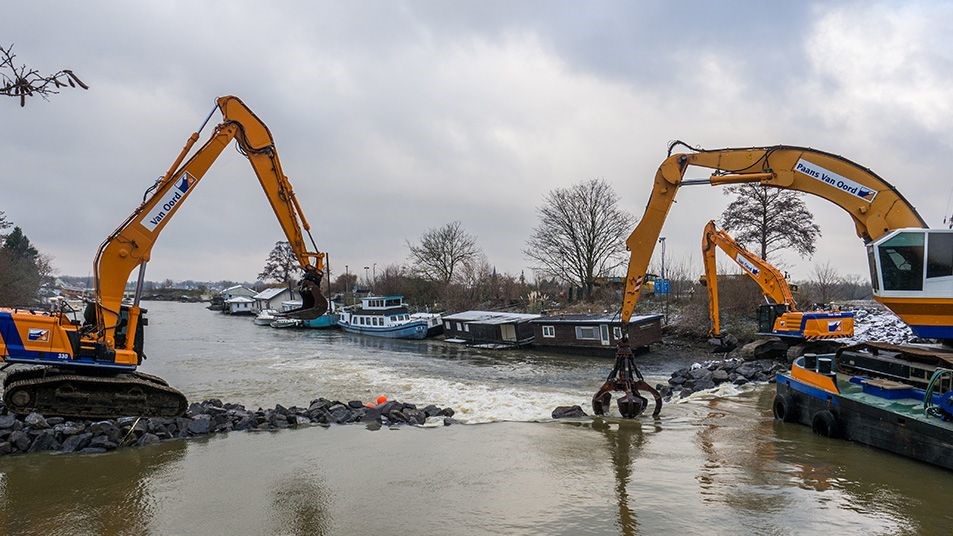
{"left": 877, "top": 232, "right": 925, "bottom": 291}
{"left": 927, "top": 232, "right": 953, "bottom": 279}
{"left": 867, "top": 246, "right": 879, "bottom": 291}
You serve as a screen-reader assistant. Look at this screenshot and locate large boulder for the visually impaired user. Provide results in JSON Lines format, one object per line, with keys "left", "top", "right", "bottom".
{"left": 552, "top": 405, "right": 587, "bottom": 419}
{"left": 188, "top": 415, "right": 212, "bottom": 435}
{"left": 9, "top": 430, "right": 31, "bottom": 451}
{"left": 28, "top": 430, "right": 59, "bottom": 453}
{"left": 61, "top": 433, "right": 93, "bottom": 453}
{"left": 24, "top": 412, "right": 49, "bottom": 429}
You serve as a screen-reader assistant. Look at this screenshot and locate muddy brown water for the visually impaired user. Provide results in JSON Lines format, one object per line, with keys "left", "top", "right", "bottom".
{"left": 1, "top": 302, "right": 950, "bottom": 535}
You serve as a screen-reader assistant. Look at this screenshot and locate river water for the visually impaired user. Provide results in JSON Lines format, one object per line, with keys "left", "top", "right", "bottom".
{"left": 1, "top": 302, "right": 950, "bottom": 535}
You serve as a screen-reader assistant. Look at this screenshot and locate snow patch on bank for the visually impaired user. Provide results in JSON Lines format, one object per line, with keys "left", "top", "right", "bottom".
{"left": 841, "top": 307, "right": 915, "bottom": 345}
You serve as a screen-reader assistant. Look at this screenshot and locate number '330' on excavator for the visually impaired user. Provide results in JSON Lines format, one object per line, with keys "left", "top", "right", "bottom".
{"left": 0, "top": 96, "right": 328, "bottom": 419}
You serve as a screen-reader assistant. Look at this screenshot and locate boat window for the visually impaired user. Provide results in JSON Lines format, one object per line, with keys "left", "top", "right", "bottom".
{"left": 444, "top": 321, "right": 450, "bottom": 329}
{"left": 877, "top": 232, "right": 924, "bottom": 291}
{"left": 456, "top": 322, "right": 462, "bottom": 331}
{"left": 542, "top": 325, "right": 555, "bottom": 338}
{"left": 386, "top": 299, "right": 401, "bottom": 307}
{"left": 613, "top": 327, "right": 623, "bottom": 339}
{"left": 927, "top": 232, "right": 953, "bottom": 278}
{"left": 575, "top": 326, "right": 599, "bottom": 340}
{"left": 464, "top": 324, "right": 470, "bottom": 332}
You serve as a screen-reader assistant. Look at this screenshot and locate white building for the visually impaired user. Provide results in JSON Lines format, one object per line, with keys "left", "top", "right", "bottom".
{"left": 253, "top": 287, "right": 300, "bottom": 312}
{"left": 221, "top": 285, "right": 256, "bottom": 301}
{"left": 224, "top": 296, "right": 256, "bottom": 315}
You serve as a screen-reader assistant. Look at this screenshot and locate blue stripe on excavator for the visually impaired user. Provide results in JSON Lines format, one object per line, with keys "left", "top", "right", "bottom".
{"left": 910, "top": 325, "right": 953, "bottom": 340}
{"left": 0, "top": 311, "right": 25, "bottom": 354}
{"left": 0, "top": 311, "right": 135, "bottom": 369}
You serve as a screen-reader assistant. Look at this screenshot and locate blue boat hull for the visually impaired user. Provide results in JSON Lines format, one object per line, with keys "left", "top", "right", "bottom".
{"left": 338, "top": 320, "right": 429, "bottom": 339}
{"left": 302, "top": 314, "right": 339, "bottom": 329}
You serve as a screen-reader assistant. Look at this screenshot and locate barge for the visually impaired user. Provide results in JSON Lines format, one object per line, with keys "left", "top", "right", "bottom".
{"left": 774, "top": 343, "right": 953, "bottom": 471}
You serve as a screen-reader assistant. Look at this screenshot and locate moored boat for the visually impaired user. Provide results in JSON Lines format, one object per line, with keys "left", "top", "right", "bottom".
{"left": 270, "top": 318, "right": 302, "bottom": 329}
{"left": 338, "top": 296, "right": 429, "bottom": 339}
{"left": 774, "top": 344, "right": 953, "bottom": 471}
{"left": 254, "top": 309, "right": 278, "bottom": 326}
{"left": 410, "top": 312, "right": 444, "bottom": 337}
{"left": 300, "top": 301, "right": 341, "bottom": 329}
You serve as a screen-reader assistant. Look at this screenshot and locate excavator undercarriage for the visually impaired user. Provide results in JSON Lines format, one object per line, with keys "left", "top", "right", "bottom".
{"left": 2, "top": 366, "right": 187, "bottom": 419}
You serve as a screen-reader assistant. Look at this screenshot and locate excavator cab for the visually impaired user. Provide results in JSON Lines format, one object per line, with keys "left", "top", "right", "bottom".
{"left": 757, "top": 304, "right": 789, "bottom": 334}
{"left": 869, "top": 228, "right": 953, "bottom": 343}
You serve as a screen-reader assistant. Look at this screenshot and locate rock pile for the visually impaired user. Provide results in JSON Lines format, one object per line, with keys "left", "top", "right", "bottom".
{"left": 660, "top": 358, "right": 786, "bottom": 399}
{"left": 842, "top": 308, "right": 915, "bottom": 345}
{"left": 0, "top": 397, "right": 456, "bottom": 457}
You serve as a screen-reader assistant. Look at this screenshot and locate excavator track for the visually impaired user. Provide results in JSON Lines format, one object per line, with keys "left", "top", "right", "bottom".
{"left": 2, "top": 366, "right": 188, "bottom": 419}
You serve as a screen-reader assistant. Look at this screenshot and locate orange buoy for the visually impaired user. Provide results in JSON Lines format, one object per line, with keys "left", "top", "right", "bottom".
{"left": 376, "top": 395, "right": 388, "bottom": 405}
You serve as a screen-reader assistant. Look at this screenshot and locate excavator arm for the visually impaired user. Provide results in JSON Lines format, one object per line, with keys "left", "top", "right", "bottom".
{"left": 701, "top": 220, "right": 798, "bottom": 337}
{"left": 621, "top": 143, "right": 927, "bottom": 323}
{"left": 92, "top": 96, "right": 328, "bottom": 358}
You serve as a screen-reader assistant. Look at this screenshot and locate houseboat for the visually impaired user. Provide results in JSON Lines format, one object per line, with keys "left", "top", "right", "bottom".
{"left": 337, "top": 296, "right": 430, "bottom": 339}
{"left": 442, "top": 311, "right": 540, "bottom": 348}
{"left": 530, "top": 313, "right": 663, "bottom": 356}
{"left": 774, "top": 342, "right": 953, "bottom": 471}
{"left": 253, "top": 287, "right": 299, "bottom": 312}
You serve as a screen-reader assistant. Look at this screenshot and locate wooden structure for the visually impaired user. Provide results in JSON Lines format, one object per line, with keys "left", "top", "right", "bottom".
{"left": 442, "top": 311, "right": 540, "bottom": 348}
{"left": 530, "top": 313, "right": 663, "bottom": 356}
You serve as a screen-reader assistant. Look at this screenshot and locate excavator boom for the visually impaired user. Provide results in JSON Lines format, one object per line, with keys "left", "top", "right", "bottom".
{"left": 702, "top": 220, "right": 797, "bottom": 336}
{"left": 620, "top": 143, "right": 952, "bottom": 343}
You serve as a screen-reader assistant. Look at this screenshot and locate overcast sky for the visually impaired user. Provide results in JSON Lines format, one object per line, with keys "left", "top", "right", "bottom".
{"left": 3, "top": 1, "right": 952, "bottom": 286}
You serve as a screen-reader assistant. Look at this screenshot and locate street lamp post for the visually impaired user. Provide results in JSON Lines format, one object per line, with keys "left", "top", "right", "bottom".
{"left": 364, "top": 266, "right": 370, "bottom": 292}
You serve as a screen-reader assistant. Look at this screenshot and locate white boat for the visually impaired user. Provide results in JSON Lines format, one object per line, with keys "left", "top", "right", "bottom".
{"left": 270, "top": 318, "right": 302, "bottom": 329}
{"left": 410, "top": 312, "right": 444, "bottom": 337}
{"left": 254, "top": 309, "right": 278, "bottom": 326}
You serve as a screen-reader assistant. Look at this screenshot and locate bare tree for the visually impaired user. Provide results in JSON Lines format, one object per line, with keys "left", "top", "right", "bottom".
{"left": 407, "top": 221, "right": 479, "bottom": 284}
{"left": 720, "top": 184, "right": 820, "bottom": 261}
{"left": 258, "top": 241, "right": 301, "bottom": 291}
{"left": 1, "top": 44, "right": 88, "bottom": 106}
{"left": 808, "top": 261, "right": 840, "bottom": 306}
{"left": 524, "top": 179, "right": 634, "bottom": 299}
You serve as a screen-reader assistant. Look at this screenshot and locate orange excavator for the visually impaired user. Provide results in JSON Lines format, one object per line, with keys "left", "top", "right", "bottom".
{"left": 700, "top": 220, "right": 854, "bottom": 359}
{"left": 595, "top": 142, "right": 953, "bottom": 418}
{"left": 1, "top": 96, "right": 328, "bottom": 418}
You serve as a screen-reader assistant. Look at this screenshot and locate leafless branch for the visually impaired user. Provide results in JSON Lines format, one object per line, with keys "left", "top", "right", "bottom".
{"left": 1, "top": 43, "right": 88, "bottom": 107}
